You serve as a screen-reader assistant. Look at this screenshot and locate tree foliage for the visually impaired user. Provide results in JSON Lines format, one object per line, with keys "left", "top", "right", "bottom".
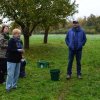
{"left": 0, "top": 0, "right": 77, "bottom": 48}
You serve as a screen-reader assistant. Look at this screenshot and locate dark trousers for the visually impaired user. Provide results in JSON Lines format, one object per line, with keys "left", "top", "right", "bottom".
{"left": 0, "top": 58, "right": 7, "bottom": 83}
{"left": 67, "top": 49, "right": 82, "bottom": 75}
{"left": 19, "top": 60, "right": 26, "bottom": 78}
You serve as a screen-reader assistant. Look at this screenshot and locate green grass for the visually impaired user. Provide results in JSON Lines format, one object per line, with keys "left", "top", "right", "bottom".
{"left": 0, "top": 34, "right": 100, "bottom": 100}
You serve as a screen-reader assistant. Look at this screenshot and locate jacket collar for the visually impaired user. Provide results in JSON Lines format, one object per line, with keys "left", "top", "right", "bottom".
{"left": 72, "top": 26, "right": 81, "bottom": 32}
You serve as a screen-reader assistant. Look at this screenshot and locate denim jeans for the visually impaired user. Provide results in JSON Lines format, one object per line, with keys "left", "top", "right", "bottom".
{"left": 67, "top": 49, "right": 82, "bottom": 76}
{"left": 6, "top": 62, "right": 20, "bottom": 90}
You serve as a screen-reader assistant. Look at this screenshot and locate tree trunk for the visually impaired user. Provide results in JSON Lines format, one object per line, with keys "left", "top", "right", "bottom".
{"left": 44, "top": 27, "right": 49, "bottom": 44}
{"left": 24, "top": 35, "right": 30, "bottom": 49}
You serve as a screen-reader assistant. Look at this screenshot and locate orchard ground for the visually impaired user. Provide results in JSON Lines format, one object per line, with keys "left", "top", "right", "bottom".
{"left": 0, "top": 34, "right": 100, "bottom": 100}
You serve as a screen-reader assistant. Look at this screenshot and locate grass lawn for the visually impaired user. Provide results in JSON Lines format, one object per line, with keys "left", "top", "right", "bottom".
{"left": 0, "top": 34, "right": 100, "bottom": 100}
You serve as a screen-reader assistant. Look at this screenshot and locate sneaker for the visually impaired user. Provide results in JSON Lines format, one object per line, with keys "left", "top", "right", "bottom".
{"left": 77, "top": 75, "right": 82, "bottom": 79}
{"left": 12, "top": 86, "right": 17, "bottom": 89}
{"left": 6, "top": 89, "right": 11, "bottom": 93}
{"left": 66, "top": 75, "right": 71, "bottom": 79}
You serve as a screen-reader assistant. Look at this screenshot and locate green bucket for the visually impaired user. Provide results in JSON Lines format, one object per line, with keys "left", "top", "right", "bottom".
{"left": 37, "top": 61, "right": 49, "bottom": 68}
{"left": 50, "top": 69, "right": 60, "bottom": 81}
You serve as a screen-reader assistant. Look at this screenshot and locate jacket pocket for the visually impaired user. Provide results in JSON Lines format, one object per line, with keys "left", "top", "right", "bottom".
{"left": 78, "top": 42, "right": 82, "bottom": 50}
{"left": 69, "top": 43, "right": 74, "bottom": 50}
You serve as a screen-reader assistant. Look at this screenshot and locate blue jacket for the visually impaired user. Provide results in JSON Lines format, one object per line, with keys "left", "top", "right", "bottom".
{"left": 65, "top": 27, "right": 86, "bottom": 50}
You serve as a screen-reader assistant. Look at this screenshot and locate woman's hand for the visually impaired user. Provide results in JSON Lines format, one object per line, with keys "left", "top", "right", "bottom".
{"left": 17, "top": 49, "right": 24, "bottom": 53}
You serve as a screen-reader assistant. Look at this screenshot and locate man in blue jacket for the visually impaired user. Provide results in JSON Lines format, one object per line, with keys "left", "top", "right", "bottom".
{"left": 65, "top": 20, "right": 86, "bottom": 79}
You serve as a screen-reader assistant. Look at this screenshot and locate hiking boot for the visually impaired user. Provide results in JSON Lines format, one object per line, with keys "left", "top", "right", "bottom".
{"left": 66, "top": 75, "right": 71, "bottom": 79}
{"left": 77, "top": 75, "right": 82, "bottom": 79}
